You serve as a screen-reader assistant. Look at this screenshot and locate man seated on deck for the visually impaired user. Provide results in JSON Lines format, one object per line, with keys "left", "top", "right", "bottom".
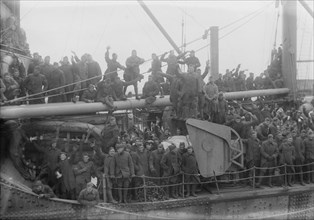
{"left": 32, "top": 180, "right": 56, "bottom": 199}
{"left": 81, "top": 84, "right": 96, "bottom": 103}
{"left": 78, "top": 182, "right": 100, "bottom": 206}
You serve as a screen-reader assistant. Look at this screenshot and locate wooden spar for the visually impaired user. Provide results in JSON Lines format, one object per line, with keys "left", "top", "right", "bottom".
{"left": 298, "top": 0, "right": 314, "bottom": 19}
{"left": 137, "top": 0, "right": 182, "bottom": 55}
{"left": 0, "top": 88, "right": 289, "bottom": 119}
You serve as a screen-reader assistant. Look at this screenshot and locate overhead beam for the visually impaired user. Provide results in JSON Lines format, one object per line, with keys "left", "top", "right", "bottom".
{"left": 297, "top": 60, "right": 314, "bottom": 63}
{"left": 0, "top": 88, "right": 289, "bottom": 119}
{"left": 137, "top": 0, "right": 182, "bottom": 54}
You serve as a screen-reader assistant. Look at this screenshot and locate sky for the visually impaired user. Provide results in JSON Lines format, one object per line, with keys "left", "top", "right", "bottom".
{"left": 20, "top": 0, "right": 314, "bottom": 90}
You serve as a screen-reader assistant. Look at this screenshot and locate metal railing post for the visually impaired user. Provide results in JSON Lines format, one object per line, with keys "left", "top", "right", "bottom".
{"left": 253, "top": 166, "right": 256, "bottom": 190}
{"left": 284, "top": 163, "right": 287, "bottom": 187}
{"left": 103, "top": 174, "right": 107, "bottom": 203}
{"left": 182, "top": 173, "right": 185, "bottom": 198}
{"left": 143, "top": 176, "right": 147, "bottom": 202}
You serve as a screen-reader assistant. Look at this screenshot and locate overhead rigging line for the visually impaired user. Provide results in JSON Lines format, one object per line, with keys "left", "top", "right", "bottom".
{"left": 93, "top": 5, "right": 116, "bottom": 54}
{"left": 62, "top": 2, "right": 79, "bottom": 56}
{"left": 194, "top": 2, "right": 272, "bottom": 54}
{"left": 179, "top": 1, "right": 274, "bottom": 50}
{"left": 220, "top": 1, "right": 274, "bottom": 31}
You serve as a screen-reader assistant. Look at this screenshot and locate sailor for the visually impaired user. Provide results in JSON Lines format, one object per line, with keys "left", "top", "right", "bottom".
{"left": 256, "top": 134, "right": 278, "bottom": 188}
{"left": 111, "top": 144, "right": 135, "bottom": 203}
{"left": 27, "top": 52, "right": 41, "bottom": 74}
{"left": 8, "top": 55, "right": 26, "bottom": 79}
{"left": 142, "top": 75, "right": 161, "bottom": 105}
{"left": 175, "top": 64, "right": 199, "bottom": 119}
{"left": 40, "top": 56, "right": 53, "bottom": 77}
{"left": 59, "top": 56, "right": 76, "bottom": 102}
{"left": 81, "top": 84, "right": 96, "bottom": 103}
{"left": 32, "top": 180, "right": 56, "bottom": 199}
{"left": 95, "top": 78, "right": 117, "bottom": 113}
{"left": 215, "top": 73, "right": 225, "bottom": 92}
{"left": 246, "top": 72, "right": 255, "bottom": 90}
{"left": 204, "top": 75, "right": 218, "bottom": 121}
{"left": 304, "top": 131, "right": 314, "bottom": 184}
{"left": 183, "top": 50, "right": 201, "bottom": 70}
{"left": 0, "top": 78, "right": 6, "bottom": 101}
{"left": 124, "top": 50, "right": 145, "bottom": 100}
{"left": 86, "top": 54, "right": 102, "bottom": 86}
{"left": 194, "top": 61, "right": 210, "bottom": 119}
{"left": 24, "top": 65, "right": 48, "bottom": 104}
{"left": 137, "top": 140, "right": 150, "bottom": 177}
{"left": 55, "top": 152, "right": 76, "bottom": 199}
{"left": 104, "top": 46, "right": 125, "bottom": 81}
{"left": 100, "top": 116, "right": 119, "bottom": 153}
{"left": 279, "top": 137, "right": 295, "bottom": 186}
{"left": 181, "top": 146, "right": 200, "bottom": 197}
{"left": 256, "top": 118, "right": 271, "bottom": 141}
{"left": 71, "top": 52, "right": 88, "bottom": 90}
{"left": 160, "top": 50, "right": 187, "bottom": 75}
{"left": 33, "top": 141, "right": 61, "bottom": 187}
{"left": 159, "top": 68, "right": 183, "bottom": 118}
{"left": 149, "top": 143, "right": 165, "bottom": 185}
{"left": 110, "top": 75, "right": 141, "bottom": 101}
{"left": 46, "top": 62, "right": 66, "bottom": 103}
{"left": 125, "top": 143, "right": 142, "bottom": 201}
{"left": 73, "top": 153, "right": 96, "bottom": 197}
{"left": 12, "top": 68, "right": 26, "bottom": 99}
{"left": 216, "top": 92, "right": 228, "bottom": 124}
{"left": 2, "top": 72, "right": 20, "bottom": 100}
{"left": 103, "top": 147, "right": 117, "bottom": 203}
{"left": 292, "top": 130, "right": 305, "bottom": 185}
{"left": 161, "top": 144, "right": 182, "bottom": 199}
{"left": 244, "top": 131, "right": 261, "bottom": 186}
{"left": 78, "top": 182, "right": 100, "bottom": 206}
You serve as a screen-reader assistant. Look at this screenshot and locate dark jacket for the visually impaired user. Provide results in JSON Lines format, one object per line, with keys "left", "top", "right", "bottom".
{"left": 161, "top": 150, "right": 181, "bottom": 177}
{"left": 78, "top": 188, "right": 100, "bottom": 206}
{"left": 81, "top": 89, "right": 96, "bottom": 102}
{"left": 181, "top": 152, "right": 200, "bottom": 183}
{"left": 260, "top": 140, "right": 278, "bottom": 167}
{"left": 57, "top": 159, "right": 76, "bottom": 191}
{"left": 149, "top": 149, "right": 164, "bottom": 177}
{"left": 87, "top": 61, "right": 102, "bottom": 85}
{"left": 60, "top": 63, "right": 75, "bottom": 92}
{"left": 24, "top": 73, "right": 48, "bottom": 94}
{"left": 245, "top": 137, "right": 261, "bottom": 163}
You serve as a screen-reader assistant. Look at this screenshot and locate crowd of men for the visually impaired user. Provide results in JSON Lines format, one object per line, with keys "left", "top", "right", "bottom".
{"left": 1, "top": 46, "right": 283, "bottom": 115}
{"left": 1, "top": 47, "right": 313, "bottom": 205}
{"left": 29, "top": 100, "right": 314, "bottom": 205}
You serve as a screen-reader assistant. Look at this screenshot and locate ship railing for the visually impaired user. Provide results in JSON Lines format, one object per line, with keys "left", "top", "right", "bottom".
{"left": 103, "top": 161, "right": 314, "bottom": 202}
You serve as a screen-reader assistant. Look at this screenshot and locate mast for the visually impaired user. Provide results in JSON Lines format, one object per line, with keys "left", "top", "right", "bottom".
{"left": 282, "top": 0, "right": 297, "bottom": 100}
{"left": 210, "top": 26, "right": 219, "bottom": 79}
{"left": 137, "top": 0, "right": 182, "bottom": 55}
